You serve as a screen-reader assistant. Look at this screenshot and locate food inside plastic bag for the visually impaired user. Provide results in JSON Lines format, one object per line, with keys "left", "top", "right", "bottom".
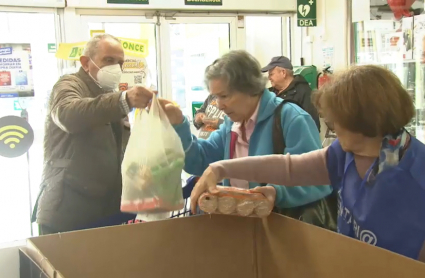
{"left": 121, "top": 95, "right": 185, "bottom": 214}
{"left": 198, "top": 186, "right": 272, "bottom": 218}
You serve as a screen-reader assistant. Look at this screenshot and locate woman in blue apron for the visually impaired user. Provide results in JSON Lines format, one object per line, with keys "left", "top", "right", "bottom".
{"left": 191, "top": 65, "right": 425, "bottom": 262}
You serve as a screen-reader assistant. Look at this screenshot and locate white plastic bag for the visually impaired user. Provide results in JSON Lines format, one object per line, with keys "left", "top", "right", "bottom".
{"left": 121, "top": 95, "right": 185, "bottom": 214}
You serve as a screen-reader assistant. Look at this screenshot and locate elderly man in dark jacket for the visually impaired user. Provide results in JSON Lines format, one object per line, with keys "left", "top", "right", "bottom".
{"left": 34, "top": 34, "right": 154, "bottom": 234}
{"left": 262, "top": 56, "right": 320, "bottom": 131}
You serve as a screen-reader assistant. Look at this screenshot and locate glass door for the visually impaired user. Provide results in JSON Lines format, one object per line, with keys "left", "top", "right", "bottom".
{"left": 80, "top": 15, "right": 236, "bottom": 123}
{"left": 0, "top": 10, "right": 61, "bottom": 243}
{"left": 159, "top": 17, "right": 237, "bottom": 126}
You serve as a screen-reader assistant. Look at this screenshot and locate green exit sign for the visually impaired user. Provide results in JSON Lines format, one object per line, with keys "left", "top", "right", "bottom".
{"left": 107, "top": 0, "right": 149, "bottom": 4}
{"left": 297, "top": 0, "right": 317, "bottom": 27}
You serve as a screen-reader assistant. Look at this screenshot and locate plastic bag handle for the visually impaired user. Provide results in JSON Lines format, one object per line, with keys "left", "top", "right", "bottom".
{"left": 133, "top": 95, "right": 179, "bottom": 123}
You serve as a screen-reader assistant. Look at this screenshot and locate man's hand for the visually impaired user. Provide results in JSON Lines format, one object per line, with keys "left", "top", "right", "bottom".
{"left": 126, "top": 86, "right": 155, "bottom": 108}
{"left": 122, "top": 116, "right": 130, "bottom": 129}
{"left": 195, "top": 113, "right": 206, "bottom": 124}
{"left": 157, "top": 98, "right": 184, "bottom": 125}
{"left": 190, "top": 166, "right": 220, "bottom": 214}
{"left": 202, "top": 118, "right": 220, "bottom": 129}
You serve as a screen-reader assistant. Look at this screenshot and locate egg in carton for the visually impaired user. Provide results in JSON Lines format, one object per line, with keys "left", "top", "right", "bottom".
{"left": 198, "top": 186, "right": 272, "bottom": 218}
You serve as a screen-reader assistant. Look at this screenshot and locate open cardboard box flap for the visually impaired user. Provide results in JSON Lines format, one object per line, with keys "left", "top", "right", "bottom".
{"left": 21, "top": 214, "right": 425, "bottom": 278}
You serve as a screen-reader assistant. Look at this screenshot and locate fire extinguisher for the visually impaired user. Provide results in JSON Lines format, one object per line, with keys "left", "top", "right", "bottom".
{"left": 317, "top": 66, "right": 332, "bottom": 89}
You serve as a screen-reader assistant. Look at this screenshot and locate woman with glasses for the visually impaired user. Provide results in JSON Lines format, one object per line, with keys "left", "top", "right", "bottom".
{"left": 191, "top": 65, "right": 425, "bottom": 262}
{"left": 157, "top": 50, "right": 333, "bottom": 227}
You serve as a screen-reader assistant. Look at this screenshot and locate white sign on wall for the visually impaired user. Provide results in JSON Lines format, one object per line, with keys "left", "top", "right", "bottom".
{"left": 1, "top": 0, "right": 65, "bottom": 7}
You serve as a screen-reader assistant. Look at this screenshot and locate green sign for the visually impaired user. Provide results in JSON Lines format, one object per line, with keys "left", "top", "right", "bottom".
{"left": 107, "top": 0, "right": 149, "bottom": 4}
{"left": 297, "top": 0, "right": 317, "bottom": 27}
{"left": 192, "top": 101, "right": 203, "bottom": 119}
{"left": 69, "top": 47, "right": 80, "bottom": 58}
{"left": 48, "top": 43, "right": 56, "bottom": 53}
{"left": 185, "top": 0, "right": 222, "bottom": 5}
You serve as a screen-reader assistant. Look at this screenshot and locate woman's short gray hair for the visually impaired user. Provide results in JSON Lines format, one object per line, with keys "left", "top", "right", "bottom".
{"left": 205, "top": 50, "right": 267, "bottom": 96}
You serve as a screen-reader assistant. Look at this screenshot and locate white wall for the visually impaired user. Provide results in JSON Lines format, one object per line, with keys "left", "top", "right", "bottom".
{"left": 245, "top": 16, "right": 289, "bottom": 88}
{"left": 303, "top": 0, "right": 349, "bottom": 71}
{"left": 0, "top": 0, "right": 65, "bottom": 7}
{"left": 297, "top": 0, "right": 352, "bottom": 139}
{"left": 245, "top": 17, "right": 283, "bottom": 67}
{"left": 353, "top": 0, "right": 371, "bottom": 22}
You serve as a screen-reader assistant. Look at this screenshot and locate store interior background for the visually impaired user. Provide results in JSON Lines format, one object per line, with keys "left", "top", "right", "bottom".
{"left": 2, "top": 0, "right": 419, "bottom": 267}
{"left": 0, "top": 0, "right": 351, "bottom": 246}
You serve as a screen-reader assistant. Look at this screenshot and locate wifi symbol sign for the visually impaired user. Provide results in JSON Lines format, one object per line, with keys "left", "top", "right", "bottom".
{"left": 0, "top": 115, "right": 34, "bottom": 158}
{"left": 0, "top": 125, "right": 28, "bottom": 149}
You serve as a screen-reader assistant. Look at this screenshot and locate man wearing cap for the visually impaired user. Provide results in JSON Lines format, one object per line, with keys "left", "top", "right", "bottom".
{"left": 262, "top": 56, "right": 320, "bottom": 131}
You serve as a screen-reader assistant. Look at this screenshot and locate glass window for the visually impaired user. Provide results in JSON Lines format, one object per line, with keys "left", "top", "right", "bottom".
{"left": 168, "top": 23, "right": 230, "bottom": 120}
{"left": 0, "top": 12, "right": 59, "bottom": 243}
{"left": 354, "top": 18, "right": 423, "bottom": 141}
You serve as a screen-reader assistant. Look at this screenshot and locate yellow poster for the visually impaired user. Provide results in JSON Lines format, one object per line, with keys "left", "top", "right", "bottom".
{"left": 55, "top": 38, "right": 149, "bottom": 60}
{"left": 55, "top": 42, "right": 86, "bottom": 61}
{"left": 90, "top": 30, "right": 105, "bottom": 38}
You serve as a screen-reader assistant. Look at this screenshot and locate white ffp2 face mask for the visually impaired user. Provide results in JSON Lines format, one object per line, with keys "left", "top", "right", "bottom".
{"left": 90, "top": 59, "right": 122, "bottom": 90}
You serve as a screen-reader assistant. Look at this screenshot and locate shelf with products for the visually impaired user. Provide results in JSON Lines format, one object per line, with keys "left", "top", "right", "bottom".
{"left": 354, "top": 16, "right": 425, "bottom": 142}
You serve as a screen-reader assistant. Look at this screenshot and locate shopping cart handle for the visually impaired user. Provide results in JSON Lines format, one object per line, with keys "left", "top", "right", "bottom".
{"left": 182, "top": 176, "right": 198, "bottom": 199}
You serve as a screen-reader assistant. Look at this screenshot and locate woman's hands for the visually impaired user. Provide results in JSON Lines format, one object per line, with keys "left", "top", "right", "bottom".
{"left": 190, "top": 166, "right": 220, "bottom": 214}
{"left": 195, "top": 112, "right": 206, "bottom": 124}
{"left": 156, "top": 98, "right": 184, "bottom": 125}
{"left": 250, "top": 186, "right": 277, "bottom": 206}
{"left": 190, "top": 166, "right": 277, "bottom": 214}
{"left": 202, "top": 118, "right": 220, "bottom": 129}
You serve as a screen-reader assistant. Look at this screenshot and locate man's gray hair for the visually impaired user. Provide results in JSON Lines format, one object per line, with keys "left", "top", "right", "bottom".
{"left": 276, "top": 66, "right": 293, "bottom": 77}
{"left": 285, "top": 68, "right": 294, "bottom": 77}
{"left": 83, "top": 34, "right": 121, "bottom": 58}
{"left": 205, "top": 50, "right": 267, "bottom": 96}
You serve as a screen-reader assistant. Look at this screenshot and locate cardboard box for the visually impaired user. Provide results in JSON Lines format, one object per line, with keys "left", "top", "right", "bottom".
{"left": 20, "top": 214, "right": 425, "bottom": 278}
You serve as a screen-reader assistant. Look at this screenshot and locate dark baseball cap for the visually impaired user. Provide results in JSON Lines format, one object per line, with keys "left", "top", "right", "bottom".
{"left": 261, "top": 56, "right": 293, "bottom": 72}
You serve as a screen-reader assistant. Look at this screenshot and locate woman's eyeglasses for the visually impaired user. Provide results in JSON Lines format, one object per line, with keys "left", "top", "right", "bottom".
{"left": 324, "top": 120, "right": 334, "bottom": 132}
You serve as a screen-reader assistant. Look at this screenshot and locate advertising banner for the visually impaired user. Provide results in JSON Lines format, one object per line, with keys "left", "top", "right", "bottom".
{"left": 0, "top": 44, "right": 34, "bottom": 98}
{"left": 119, "top": 54, "right": 153, "bottom": 92}
{"left": 55, "top": 38, "right": 149, "bottom": 60}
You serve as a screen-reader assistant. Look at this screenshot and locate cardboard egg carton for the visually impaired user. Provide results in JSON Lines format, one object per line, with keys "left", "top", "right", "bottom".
{"left": 198, "top": 186, "right": 272, "bottom": 218}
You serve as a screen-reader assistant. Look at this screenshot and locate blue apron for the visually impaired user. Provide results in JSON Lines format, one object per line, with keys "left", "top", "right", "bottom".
{"left": 329, "top": 139, "right": 425, "bottom": 260}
